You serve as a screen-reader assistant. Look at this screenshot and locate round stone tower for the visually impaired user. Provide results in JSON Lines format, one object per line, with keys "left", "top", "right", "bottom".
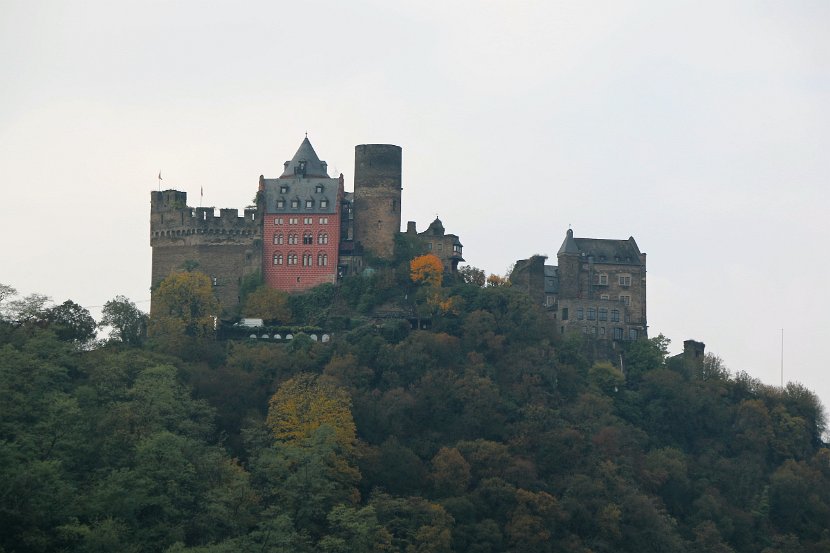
{"left": 353, "top": 144, "right": 402, "bottom": 260}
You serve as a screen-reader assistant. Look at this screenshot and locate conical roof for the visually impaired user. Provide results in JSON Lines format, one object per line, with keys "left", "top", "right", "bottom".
{"left": 557, "top": 228, "right": 580, "bottom": 255}
{"left": 280, "top": 137, "right": 329, "bottom": 178}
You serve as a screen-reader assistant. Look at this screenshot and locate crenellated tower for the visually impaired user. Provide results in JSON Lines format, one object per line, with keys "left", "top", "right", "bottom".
{"left": 150, "top": 190, "right": 261, "bottom": 313}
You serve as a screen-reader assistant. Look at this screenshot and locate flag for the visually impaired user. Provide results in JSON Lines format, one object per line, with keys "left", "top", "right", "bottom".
{"left": 158, "top": 172, "right": 162, "bottom": 180}
{"left": 200, "top": 186, "right": 203, "bottom": 197}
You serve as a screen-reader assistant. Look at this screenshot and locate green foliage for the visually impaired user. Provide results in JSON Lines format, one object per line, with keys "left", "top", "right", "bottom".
{"left": 44, "top": 300, "right": 97, "bottom": 345}
{"left": 243, "top": 285, "right": 291, "bottom": 322}
{"left": 100, "top": 295, "right": 148, "bottom": 346}
{"left": 2, "top": 283, "right": 830, "bottom": 553}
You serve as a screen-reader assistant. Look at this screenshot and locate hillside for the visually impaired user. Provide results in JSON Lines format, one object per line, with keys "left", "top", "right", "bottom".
{"left": 0, "top": 272, "right": 828, "bottom": 553}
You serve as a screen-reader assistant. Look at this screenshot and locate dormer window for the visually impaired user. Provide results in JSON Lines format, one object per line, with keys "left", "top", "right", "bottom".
{"left": 291, "top": 199, "right": 299, "bottom": 209}
{"left": 276, "top": 199, "right": 285, "bottom": 209}
{"left": 305, "top": 199, "right": 313, "bottom": 209}
{"left": 320, "top": 199, "right": 328, "bottom": 208}
{"left": 315, "top": 185, "right": 324, "bottom": 193}
{"left": 280, "top": 185, "right": 289, "bottom": 193}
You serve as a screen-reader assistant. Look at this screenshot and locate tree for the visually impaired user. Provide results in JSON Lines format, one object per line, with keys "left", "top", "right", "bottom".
{"left": 99, "top": 295, "right": 148, "bottom": 346}
{"left": 44, "top": 300, "right": 97, "bottom": 344}
{"left": 4, "top": 292, "right": 52, "bottom": 323}
{"left": 0, "top": 283, "right": 17, "bottom": 318}
{"left": 458, "top": 266, "right": 486, "bottom": 287}
{"left": 410, "top": 254, "right": 444, "bottom": 288}
{"left": 243, "top": 285, "right": 291, "bottom": 322}
{"left": 266, "top": 373, "right": 357, "bottom": 454}
{"left": 150, "top": 271, "right": 219, "bottom": 338}
{"left": 485, "top": 274, "right": 510, "bottom": 288}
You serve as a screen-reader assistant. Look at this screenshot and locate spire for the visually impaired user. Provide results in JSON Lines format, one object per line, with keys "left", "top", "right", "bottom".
{"left": 557, "top": 228, "right": 580, "bottom": 256}
{"left": 280, "top": 136, "right": 330, "bottom": 178}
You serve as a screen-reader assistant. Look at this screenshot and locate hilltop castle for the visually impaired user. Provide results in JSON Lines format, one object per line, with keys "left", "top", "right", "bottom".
{"left": 151, "top": 136, "right": 649, "bottom": 344}
{"left": 150, "top": 138, "right": 464, "bottom": 312}
{"left": 510, "top": 229, "right": 648, "bottom": 340}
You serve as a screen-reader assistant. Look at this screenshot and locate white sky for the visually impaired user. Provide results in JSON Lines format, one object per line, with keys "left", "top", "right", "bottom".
{"left": 2, "top": 0, "right": 828, "bottom": 410}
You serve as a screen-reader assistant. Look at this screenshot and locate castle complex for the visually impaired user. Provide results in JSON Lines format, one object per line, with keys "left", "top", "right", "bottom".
{"left": 151, "top": 136, "right": 647, "bottom": 342}
{"left": 150, "top": 138, "right": 464, "bottom": 311}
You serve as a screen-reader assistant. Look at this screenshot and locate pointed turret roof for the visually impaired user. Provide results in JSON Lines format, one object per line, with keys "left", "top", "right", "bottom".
{"left": 280, "top": 137, "right": 330, "bottom": 178}
{"left": 557, "top": 228, "right": 580, "bottom": 255}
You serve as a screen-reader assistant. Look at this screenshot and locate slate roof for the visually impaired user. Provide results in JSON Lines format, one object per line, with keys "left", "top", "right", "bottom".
{"left": 544, "top": 265, "right": 560, "bottom": 294}
{"left": 262, "top": 177, "right": 339, "bottom": 215}
{"left": 557, "top": 229, "right": 644, "bottom": 266}
{"left": 280, "top": 137, "right": 330, "bottom": 178}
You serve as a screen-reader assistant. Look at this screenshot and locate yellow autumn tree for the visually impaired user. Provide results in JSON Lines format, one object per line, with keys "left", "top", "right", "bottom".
{"left": 150, "top": 271, "right": 219, "bottom": 337}
{"left": 266, "top": 373, "right": 357, "bottom": 453}
{"left": 410, "top": 254, "right": 444, "bottom": 288}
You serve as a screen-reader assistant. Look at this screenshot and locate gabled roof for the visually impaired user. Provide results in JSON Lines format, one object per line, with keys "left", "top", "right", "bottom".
{"left": 557, "top": 229, "right": 644, "bottom": 266}
{"left": 280, "top": 137, "right": 329, "bottom": 178}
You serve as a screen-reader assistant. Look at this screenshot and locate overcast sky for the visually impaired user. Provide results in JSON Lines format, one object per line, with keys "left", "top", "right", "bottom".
{"left": 2, "top": 0, "right": 828, "bottom": 411}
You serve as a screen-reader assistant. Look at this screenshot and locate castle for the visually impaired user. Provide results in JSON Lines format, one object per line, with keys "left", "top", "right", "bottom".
{"left": 151, "top": 136, "right": 649, "bottom": 344}
{"left": 510, "top": 229, "right": 648, "bottom": 340}
{"left": 150, "top": 138, "right": 464, "bottom": 313}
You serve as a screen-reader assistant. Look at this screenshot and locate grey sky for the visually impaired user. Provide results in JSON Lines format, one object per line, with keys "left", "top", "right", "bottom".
{"left": 2, "top": 1, "right": 828, "bottom": 410}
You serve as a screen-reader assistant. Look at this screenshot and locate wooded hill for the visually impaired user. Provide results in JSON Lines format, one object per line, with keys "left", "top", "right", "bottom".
{"left": 0, "top": 265, "right": 828, "bottom": 553}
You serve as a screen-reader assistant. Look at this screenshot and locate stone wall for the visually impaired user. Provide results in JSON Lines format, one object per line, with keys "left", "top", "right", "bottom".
{"left": 353, "top": 144, "right": 402, "bottom": 259}
{"left": 150, "top": 190, "right": 262, "bottom": 315}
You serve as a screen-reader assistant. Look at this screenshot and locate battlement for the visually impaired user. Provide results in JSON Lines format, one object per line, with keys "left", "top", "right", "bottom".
{"left": 150, "top": 190, "right": 259, "bottom": 246}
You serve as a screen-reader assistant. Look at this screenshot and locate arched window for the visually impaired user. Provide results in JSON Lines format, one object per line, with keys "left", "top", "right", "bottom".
{"left": 302, "top": 252, "right": 312, "bottom": 266}
{"left": 273, "top": 233, "right": 283, "bottom": 245}
{"left": 318, "top": 252, "right": 328, "bottom": 266}
{"left": 273, "top": 252, "right": 283, "bottom": 265}
{"left": 318, "top": 232, "right": 328, "bottom": 245}
{"left": 303, "top": 231, "right": 313, "bottom": 245}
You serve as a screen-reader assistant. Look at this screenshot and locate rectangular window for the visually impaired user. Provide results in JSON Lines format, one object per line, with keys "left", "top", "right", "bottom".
{"left": 291, "top": 200, "right": 299, "bottom": 208}
{"left": 289, "top": 217, "right": 298, "bottom": 225}
{"left": 600, "top": 294, "right": 609, "bottom": 300}
{"left": 561, "top": 308, "right": 568, "bottom": 320}
{"left": 577, "top": 307, "right": 584, "bottom": 320}
{"left": 276, "top": 200, "right": 285, "bottom": 209}
{"left": 594, "top": 274, "right": 608, "bottom": 285}
{"left": 319, "top": 217, "right": 328, "bottom": 224}
{"left": 274, "top": 218, "right": 283, "bottom": 225}
{"left": 619, "top": 295, "right": 631, "bottom": 306}
{"left": 303, "top": 217, "right": 313, "bottom": 224}
{"left": 587, "top": 307, "right": 596, "bottom": 321}
{"left": 629, "top": 328, "right": 638, "bottom": 340}
{"left": 427, "top": 243, "right": 433, "bottom": 250}
{"left": 611, "top": 309, "right": 620, "bottom": 322}
{"left": 315, "top": 185, "right": 323, "bottom": 193}
{"left": 619, "top": 275, "right": 631, "bottom": 287}
{"left": 437, "top": 243, "right": 443, "bottom": 251}
{"left": 599, "top": 327, "right": 606, "bottom": 336}
{"left": 280, "top": 186, "right": 288, "bottom": 193}
{"left": 599, "top": 308, "right": 607, "bottom": 321}
{"left": 614, "top": 327, "right": 623, "bottom": 340}
{"left": 320, "top": 199, "right": 328, "bottom": 208}
{"left": 305, "top": 200, "right": 313, "bottom": 208}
